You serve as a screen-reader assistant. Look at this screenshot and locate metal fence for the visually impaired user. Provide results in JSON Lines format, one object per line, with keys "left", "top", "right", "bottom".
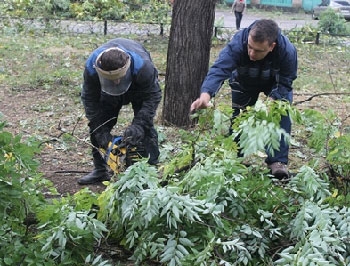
{"left": 1, "top": 16, "right": 349, "bottom": 46}
{"left": 0, "top": 16, "right": 171, "bottom": 36}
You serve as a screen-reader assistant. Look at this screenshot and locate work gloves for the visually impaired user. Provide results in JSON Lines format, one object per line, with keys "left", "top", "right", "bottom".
{"left": 123, "top": 124, "right": 145, "bottom": 146}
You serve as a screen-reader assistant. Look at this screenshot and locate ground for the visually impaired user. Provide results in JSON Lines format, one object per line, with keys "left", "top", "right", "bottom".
{"left": 1, "top": 87, "right": 109, "bottom": 195}
{"left": 1, "top": 10, "right": 349, "bottom": 198}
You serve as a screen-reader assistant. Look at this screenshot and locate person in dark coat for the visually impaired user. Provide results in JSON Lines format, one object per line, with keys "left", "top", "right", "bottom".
{"left": 190, "top": 19, "right": 297, "bottom": 179}
{"left": 78, "top": 38, "right": 162, "bottom": 185}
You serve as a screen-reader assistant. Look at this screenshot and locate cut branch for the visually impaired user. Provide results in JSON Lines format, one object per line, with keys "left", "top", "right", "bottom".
{"left": 293, "top": 92, "right": 350, "bottom": 105}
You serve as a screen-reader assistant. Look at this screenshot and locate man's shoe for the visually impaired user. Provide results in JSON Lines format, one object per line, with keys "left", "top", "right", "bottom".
{"left": 268, "top": 162, "right": 290, "bottom": 180}
{"left": 77, "top": 169, "right": 110, "bottom": 185}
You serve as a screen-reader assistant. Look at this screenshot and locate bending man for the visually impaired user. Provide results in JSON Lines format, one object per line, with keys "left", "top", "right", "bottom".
{"left": 79, "top": 38, "right": 162, "bottom": 185}
{"left": 191, "top": 19, "right": 297, "bottom": 179}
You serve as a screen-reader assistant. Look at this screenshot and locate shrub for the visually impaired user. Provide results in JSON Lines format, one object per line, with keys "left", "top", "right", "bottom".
{"left": 318, "top": 8, "right": 347, "bottom": 35}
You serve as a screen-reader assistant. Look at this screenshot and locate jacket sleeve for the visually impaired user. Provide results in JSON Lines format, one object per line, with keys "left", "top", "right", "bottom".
{"left": 270, "top": 36, "right": 298, "bottom": 100}
{"left": 232, "top": 2, "right": 236, "bottom": 12}
{"left": 200, "top": 33, "right": 243, "bottom": 98}
{"left": 81, "top": 68, "right": 101, "bottom": 122}
{"left": 131, "top": 61, "right": 162, "bottom": 130}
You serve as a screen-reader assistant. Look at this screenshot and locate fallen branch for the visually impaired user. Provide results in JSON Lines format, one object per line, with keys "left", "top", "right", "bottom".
{"left": 54, "top": 170, "right": 90, "bottom": 174}
{"left": 293, "top": 92, "right": 350, "bottom": 105}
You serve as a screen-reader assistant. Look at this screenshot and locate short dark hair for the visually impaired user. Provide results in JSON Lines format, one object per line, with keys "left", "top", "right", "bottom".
{"left": 100, "top": 48, "right": 129, "bottom": 71}
{"left": 249, "top": 19, "right": 279, "bottom": 45}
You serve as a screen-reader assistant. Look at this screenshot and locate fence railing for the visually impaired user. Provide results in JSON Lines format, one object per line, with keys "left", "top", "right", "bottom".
{"left": 0, "top": 16, "right": 171, "bottom": 36}
{"left": 1, "top": 16, "right": 349, "bottom": 46}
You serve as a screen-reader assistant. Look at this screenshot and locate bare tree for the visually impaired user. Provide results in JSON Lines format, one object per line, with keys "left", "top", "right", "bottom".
{"left": 162, "top": 0, "right": 216, "bottom": 127}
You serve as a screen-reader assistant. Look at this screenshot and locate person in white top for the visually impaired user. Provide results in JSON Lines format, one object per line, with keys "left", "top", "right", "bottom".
{"left": 231, "top": 0, "right": 246, "bottom": 30}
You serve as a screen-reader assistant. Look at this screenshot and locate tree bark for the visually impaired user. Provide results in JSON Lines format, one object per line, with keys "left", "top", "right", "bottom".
{"left": 162, "top": 0, "right": 216, "bottom": 128}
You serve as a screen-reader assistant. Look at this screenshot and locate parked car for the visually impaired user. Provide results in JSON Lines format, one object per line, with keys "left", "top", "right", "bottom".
{"left": 312, "top": 0, "right": 350, "bottom": 20}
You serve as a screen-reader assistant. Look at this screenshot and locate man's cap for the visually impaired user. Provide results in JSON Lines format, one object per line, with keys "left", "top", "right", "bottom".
{"left": 94, "top": 47, "right": 132, "bottom": 96}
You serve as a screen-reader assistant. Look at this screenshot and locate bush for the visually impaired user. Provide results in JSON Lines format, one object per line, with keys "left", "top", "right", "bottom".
{"left": 0, "top": 118, "right": 109, "bottom": 265}
{"left": 318, "top": 8, "right": 348, "bottom": 35}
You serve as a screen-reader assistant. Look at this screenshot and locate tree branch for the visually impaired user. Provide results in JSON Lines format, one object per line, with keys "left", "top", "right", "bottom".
{"left": 293, "top": 92, "right": 350, "bottom": 105}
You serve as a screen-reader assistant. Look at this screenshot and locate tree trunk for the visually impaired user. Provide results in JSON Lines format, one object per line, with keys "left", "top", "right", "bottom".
{"left": 162, "top": 0, "right": 216, "bottom": 128}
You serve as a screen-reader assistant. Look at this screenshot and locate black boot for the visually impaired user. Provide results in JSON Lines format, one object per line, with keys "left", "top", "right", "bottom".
{"left": 78, "top": 153, "right": 110, "bottom": 185}
{"left": 77, "top": 168, "right": 110, "bottom": 185}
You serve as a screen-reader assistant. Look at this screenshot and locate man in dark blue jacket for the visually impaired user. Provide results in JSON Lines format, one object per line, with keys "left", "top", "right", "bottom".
{"left": 78, "top": 38, "right": 162, "bottom": 185}
{"left": 190, "top": 19, "right": 297, "bottom": 179}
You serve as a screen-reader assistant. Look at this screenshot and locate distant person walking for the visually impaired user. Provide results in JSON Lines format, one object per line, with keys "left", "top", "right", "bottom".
{"left": 231, "top": 0, "right": 246, "bottom": 30}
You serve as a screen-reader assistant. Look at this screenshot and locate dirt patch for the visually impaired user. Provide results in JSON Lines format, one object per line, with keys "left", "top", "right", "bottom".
{"left": 1, "top": 86, "right": 106, "bottom": 195}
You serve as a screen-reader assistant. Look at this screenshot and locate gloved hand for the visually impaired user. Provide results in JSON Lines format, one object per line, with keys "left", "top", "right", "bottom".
{"left": 123, "top": 124, "right": 145, "bottom": 146}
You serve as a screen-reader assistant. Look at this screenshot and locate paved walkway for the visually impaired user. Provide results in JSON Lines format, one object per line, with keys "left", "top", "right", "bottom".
{"left": 3, "top": 10, "right": 318, "bottom": 37}
{"left": 215, "top": 10, "right": 319, "bottom": 30}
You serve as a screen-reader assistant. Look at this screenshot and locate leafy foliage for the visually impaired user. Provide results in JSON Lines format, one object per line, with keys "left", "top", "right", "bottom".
{"left": 0, "top": 118, "right": 110, "bottom": 265}
{"left": 69, "top": 0, "right": 127, "bottom": 20}
{"left": 0, "top": 119, "right": 51, "bottom": 263}
{"left": 1, "top": 97, "right": 350, "bottom": 264}
{"left": 3, "top": 91, "right": 350, "bottom": 264}
{"left": 92, "top": 101, "right": 349, "bottom": 264}
{"left": 231, "top": 99, "right": 301, "bottom": 157}
{"left": 301, "top": 109, "right": 350, "bottom": 181}
{"left": 0, "top": 0, "right": 172, "bottom": 22}
{"left": 126, "top": 0, "right": 172, "bottom": 24}
{"left": 286, "top": 25, "right": 320, "bottom": 43}
{"left": 276, "top": 202, "right": 350, "bottom": 265}
{"left": 37, "top": 202, "right": 108, "bottom": 264}
{"left": 318, "top": 8, "right": 348, "bottom": 35}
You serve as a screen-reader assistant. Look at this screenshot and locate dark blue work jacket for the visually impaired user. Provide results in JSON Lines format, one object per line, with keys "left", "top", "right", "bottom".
{"left": 201, "top": 22, "right": 297, "bottom": 100}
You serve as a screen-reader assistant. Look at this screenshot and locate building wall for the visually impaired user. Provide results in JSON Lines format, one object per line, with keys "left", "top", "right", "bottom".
{"left": 225, "top": 0, "right": 319, "bottom": 10}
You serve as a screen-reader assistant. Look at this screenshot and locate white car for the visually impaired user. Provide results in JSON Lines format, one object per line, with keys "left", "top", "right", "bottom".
{"left": 312, "top": 0, "right": 350, "bottom": 20}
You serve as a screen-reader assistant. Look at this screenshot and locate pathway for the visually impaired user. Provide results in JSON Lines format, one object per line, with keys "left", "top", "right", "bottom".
{"left": 215, "top": 10, "right": 319, "bottom": 30}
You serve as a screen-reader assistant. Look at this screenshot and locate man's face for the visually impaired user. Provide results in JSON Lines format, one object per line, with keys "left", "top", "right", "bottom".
{"left": 247, "top": 35, "right": 276, "bottom": 61}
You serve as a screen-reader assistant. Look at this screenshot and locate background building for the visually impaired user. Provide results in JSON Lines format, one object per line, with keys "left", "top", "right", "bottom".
{"left": 224, "top": 0, "right": 322, "bottom": 12}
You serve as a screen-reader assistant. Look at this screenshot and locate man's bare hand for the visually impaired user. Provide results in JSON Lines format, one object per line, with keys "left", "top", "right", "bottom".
{"left": 190, "top": 93, "right": 211, "bottom": 112}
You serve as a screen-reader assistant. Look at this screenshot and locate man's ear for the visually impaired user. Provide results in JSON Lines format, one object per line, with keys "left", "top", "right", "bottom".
{"left": 270, "top": 42, "right": 276, "bottom": 52}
